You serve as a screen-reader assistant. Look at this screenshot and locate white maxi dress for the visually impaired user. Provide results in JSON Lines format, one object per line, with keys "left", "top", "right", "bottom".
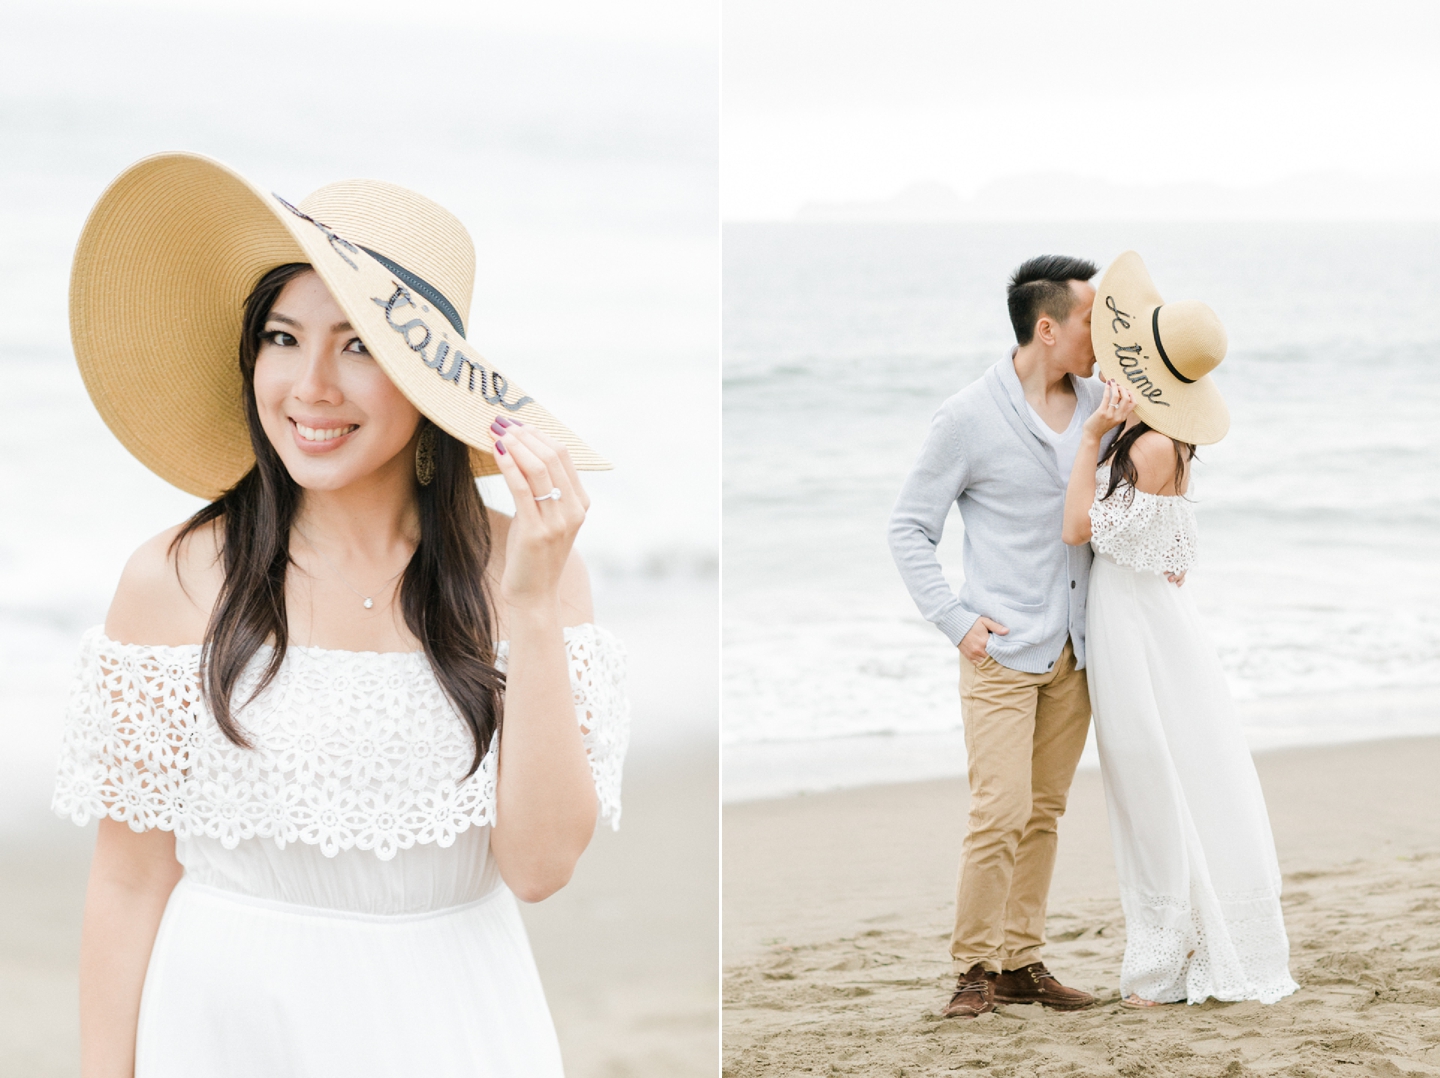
{"left": 1086, "top": 464, "right": 1298, "bottom": 1005}
{"left": 52, "top": 624, "right": 629, "bottom": 1077}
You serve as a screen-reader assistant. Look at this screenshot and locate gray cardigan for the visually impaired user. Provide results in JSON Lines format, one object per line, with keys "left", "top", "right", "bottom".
{"left": 887, "top": 355, "right": 1104, "bottom": 673}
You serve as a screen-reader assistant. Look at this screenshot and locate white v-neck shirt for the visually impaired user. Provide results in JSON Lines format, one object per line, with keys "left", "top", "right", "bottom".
{"left": 1026, "top": 396, "right": 1085, "bottom": 476}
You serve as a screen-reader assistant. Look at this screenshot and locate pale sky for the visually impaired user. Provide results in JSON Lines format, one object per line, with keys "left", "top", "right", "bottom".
{"left": 58, "top": 0, "right": 716, "bottom": 46}
{"left": 723, "top": 0, "right": 1440, "bottom": 219}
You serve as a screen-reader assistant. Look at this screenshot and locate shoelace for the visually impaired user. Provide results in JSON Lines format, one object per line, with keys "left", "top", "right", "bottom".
{"left": 954, "top": 976, "right": 990, "bottom": 998}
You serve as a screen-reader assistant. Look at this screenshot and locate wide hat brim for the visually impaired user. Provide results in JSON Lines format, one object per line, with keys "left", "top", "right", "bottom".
{"left": 70, "top": 152, "right": 610, "bottom": 500}
{"left": 1090, "top": 251, "right": 1229, "bottom": 445}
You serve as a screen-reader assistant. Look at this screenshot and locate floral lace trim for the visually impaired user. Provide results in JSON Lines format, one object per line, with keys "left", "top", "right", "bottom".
{"left": 1118, "top": 885, "right": 1299, "bottom": 1005}
{"left": 51, "top": 625, "right": 629, "bottom": 860}
{"left": 1089, "top": 464, "right": 1198, "bottom": 576}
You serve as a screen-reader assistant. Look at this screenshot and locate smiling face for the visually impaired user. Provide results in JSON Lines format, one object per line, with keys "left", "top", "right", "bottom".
{"left": 251, "top": 270, "right": 422, "bottom": 491}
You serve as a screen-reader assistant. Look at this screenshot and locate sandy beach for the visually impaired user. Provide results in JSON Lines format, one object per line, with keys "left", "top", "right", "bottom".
{"left": 0, "top": 741, "right": 718, "bottom": 1077}
{"left": 724, "top": 736, "right": 1440, "bottom": 1077}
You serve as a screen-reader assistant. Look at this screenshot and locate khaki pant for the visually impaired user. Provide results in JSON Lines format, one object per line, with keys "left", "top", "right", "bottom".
{"left": 951, "top": 640, "right": 1090, "bottom": 974}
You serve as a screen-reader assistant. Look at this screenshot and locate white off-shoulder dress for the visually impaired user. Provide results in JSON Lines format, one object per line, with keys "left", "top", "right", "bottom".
{"left": 1086, "top": 465, "right": 1297, "bottom": 1005}
{"left": 52, "top": 625, "right": 629, "bottom": 1077}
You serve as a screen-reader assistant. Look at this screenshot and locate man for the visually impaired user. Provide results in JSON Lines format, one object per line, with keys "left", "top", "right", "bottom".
{"left": 887, "top": 255, "right": 1103, "bottom": 1018}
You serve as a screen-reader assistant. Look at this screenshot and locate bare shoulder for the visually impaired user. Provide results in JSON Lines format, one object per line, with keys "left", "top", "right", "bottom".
{"left": 483, "top": 509, "right": 594, "bottom": 630}
{"left": 104, "top": 518, "right": 224, "bottom": 646}
{"left": 1130, "top": 430, "right": 1188, "bottom": 496}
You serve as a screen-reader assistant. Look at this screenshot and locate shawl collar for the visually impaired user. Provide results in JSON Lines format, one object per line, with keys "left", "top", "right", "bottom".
{"left": 986, "top": 353, "right": 1062, "bottom": 484}
{"left": 984, "top": 352, "right": 1106, "bottom": 488}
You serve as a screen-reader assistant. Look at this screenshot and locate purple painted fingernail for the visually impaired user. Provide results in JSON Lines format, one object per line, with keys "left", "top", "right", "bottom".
{"left": 494, "top": 440, "right": 506, "bottom": 456}
{"left": 490, "top": 420, "right": 506, "bottom": 436}
{"left": 495, "top": 416, "right": 512, "bottom": 428}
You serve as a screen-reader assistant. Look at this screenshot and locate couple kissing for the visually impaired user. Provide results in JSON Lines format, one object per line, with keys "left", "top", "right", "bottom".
{"left": 888, "top": 252, "right": 1298, "bottom": 1016}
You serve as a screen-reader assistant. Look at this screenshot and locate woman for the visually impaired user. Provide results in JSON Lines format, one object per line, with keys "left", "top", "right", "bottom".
{"left": 1061, "top": 251, "right": 1297, "bottom": 1008}
{"left": 52, "top": 153, "right": 628, "bottom": 1075}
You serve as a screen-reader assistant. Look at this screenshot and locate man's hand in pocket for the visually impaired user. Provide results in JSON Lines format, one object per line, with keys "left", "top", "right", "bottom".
{"left": 959, "top": 616, "right": 1009, "bottom": 663}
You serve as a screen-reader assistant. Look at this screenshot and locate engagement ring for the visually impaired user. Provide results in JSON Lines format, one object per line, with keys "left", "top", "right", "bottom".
{"left": 535, "top": 487, "right": 562, "bottom": 501}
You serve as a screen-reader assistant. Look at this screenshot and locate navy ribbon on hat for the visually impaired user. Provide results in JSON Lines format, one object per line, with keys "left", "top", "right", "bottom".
{"left": 272, "top": 194, "right": 468, "bottom": 339}
{"left": 360, "top": 247, "right": 466, "bottom": 338}
{"left": 1151, "top": 306, "right": 1194, "bottom": 384}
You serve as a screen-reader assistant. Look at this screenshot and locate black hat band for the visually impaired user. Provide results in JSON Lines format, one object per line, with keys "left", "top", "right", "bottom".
{"left": 1151, "top": 306, "right": 1194, "bottom": 384}
{"left": 360, "top": 246, "right": 466, "bottom": 338}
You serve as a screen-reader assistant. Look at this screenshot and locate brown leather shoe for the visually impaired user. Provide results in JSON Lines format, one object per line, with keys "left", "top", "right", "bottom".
{"left": 941, "top": 964, "right": 997, "bottom": 1018}
{"left": 992, "top": 962, "right": 1096, "bottom": 1010}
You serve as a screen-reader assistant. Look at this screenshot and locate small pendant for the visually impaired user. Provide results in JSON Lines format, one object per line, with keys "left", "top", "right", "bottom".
{"left": 363, "top": 598, "right": 374, "bottom": 609}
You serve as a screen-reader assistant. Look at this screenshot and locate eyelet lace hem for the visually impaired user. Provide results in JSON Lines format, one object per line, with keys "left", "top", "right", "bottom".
{"left": 51, "top": 625, "right": 630, "bottom": 860}
{"left": 1117, "top": 885, "right": 1299, "bottom": 1005}
{"left": 1089, "top": 464, "right": 1198, "bottom": 576}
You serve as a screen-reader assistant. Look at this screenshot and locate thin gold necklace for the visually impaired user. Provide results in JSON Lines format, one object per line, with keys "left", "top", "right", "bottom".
{"left": 294, "top": 529, "right": 409, "bottom": 610}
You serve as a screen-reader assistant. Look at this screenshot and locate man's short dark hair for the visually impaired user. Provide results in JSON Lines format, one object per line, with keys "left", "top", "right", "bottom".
{"left": 1006, "top": 255, "right": 1098, "bottom": 346}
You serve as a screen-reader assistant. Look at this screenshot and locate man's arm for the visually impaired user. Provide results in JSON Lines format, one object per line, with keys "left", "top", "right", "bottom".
{"left": 887, "top": 406, "right": 979, "bottom": 646}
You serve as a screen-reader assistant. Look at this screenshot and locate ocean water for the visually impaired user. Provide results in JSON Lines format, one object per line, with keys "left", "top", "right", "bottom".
{"left": 724, "top": 221, "right": 1440, "bottom": 798}
{"left": 0, "top": 6, "right": 718, "bottom": 832}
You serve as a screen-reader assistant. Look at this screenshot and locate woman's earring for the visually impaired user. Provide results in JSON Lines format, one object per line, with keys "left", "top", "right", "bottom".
{"left": 415, "top": 425, "right": 437, "bottom": 487}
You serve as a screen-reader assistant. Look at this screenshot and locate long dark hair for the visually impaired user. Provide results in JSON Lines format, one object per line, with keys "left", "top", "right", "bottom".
{"left": 1098, "top": 420, "right": 1195, "bottom": 502}
{"left": 172, "top": 263, "right": 505, "bottom": 774}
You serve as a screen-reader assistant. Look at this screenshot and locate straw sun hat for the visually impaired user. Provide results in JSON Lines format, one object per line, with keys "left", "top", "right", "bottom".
{"left": 70, "top": 152, "right": 609, "bottom": 500}
{"left": 1091, "top": 250, "right": 1230, "bottom": 445}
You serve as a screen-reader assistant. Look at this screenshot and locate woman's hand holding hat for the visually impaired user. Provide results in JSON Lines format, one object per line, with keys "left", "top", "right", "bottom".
{"left": 68, "top": 153, "right": 610, "bottom": 500}
{"left": 1063, "top": 378, "right": 1138, "bottom": 547}
{"left": 1083, "top": 379, "right": 1136, "bottom": 440}
{"left": 491, "top": 418, "right": 591, "bottom": 614}
{"left": 1089, "top": 251, "right": 1230, "bottom": 446}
